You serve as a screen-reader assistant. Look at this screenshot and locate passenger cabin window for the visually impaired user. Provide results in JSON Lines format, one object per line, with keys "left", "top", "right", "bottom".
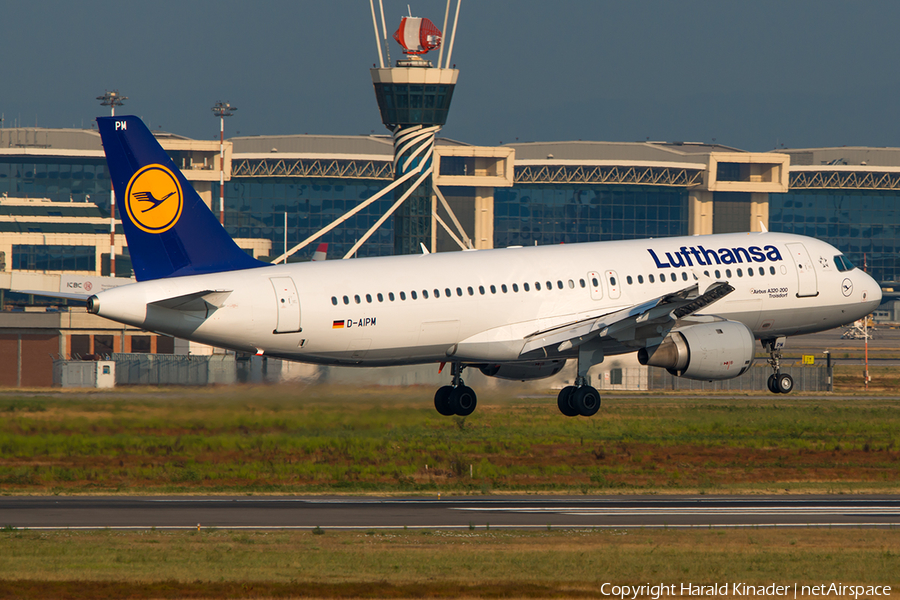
{"left": 434, "top": 289, "right": 440, "bottom": 298}
{"left": 682, "top": 272, "right": 688, "bottom": 281}
{"left": 512, "top": 284, "right": 519, "bottom": 292}
{"left": 422, "top": 290, "right": 428, "bottom": 299}
{"left": 591, "top": 277, "right": 599, "bottom": 287}
{"left": 501, "top": 284, "right": 508, "bottom": 293}
{"left": 736, "top": 269, "right": 743, "bottom": 277}
{"left": 769, "top": 266, "right": 775, "bottom": 275}
{"left": 366, "top": 294, "right": 372, "bottom": 303}
{"left": 523, "top": 283, "right": 530, "bottom": 292}
{"left": 726, "top": 269, "right": 732, "bottom": 278}
{"left": 535, "top": 282, "right": 541, "bottom": 291}
{"left": 568, "top": 280, "right": 574, "bottom": 289}
{"left": 343, "top": 295, "right": 350, "bottom": 305}
{"left": 558, "top": 280, "right": 564, "bottom": 289}
{"left": 490, "top": 285, "right": 497, "bottom": 294}
{"left": 649, "top": 274, "right": 655, "bottom": 283}
{"left": 411, "top": 291, "right": 418, "bottom": 300}
{"left": 354, "top": 295, "right": 361, "bottom": 304}
{"left": 468, "top": 286, "right": 474, "bottom": 295}
{"left": 377, "top": 293, "right": 384, "bottom": 302}
{"left": 389, "top": 292, "right": 395, "bottom": 301}
{"left": 445, "top": 288, "right": 451, "bottom": 297}
{"left": 400, "top": 292, "right": 406, "bottom": 300}
{"left": 627, "top": 276, "right": 633, "bottom": 285}
{"left": 457, "top": 287, "right": 463, "bottom": 296}
{"left": 579, "top": 279, "right": 586, "bottom": 288}
{"left": 331, "top": 296, "right": 338, "bottom": 305}
{"left": 638, "top": 275, "right": 644, "bottom": 284}
{"left": 479, "top": 285, "right": 485, "bottom": 295}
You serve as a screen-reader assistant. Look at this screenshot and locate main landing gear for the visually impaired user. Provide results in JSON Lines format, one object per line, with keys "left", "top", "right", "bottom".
{"left": 763, "top": 336, "right": 794, "bottom": 394}
{"left": 556, "top": 380, "right": 601, "bottom": 417}
{"left": 557, "top": 344, "right": 602, "bottom": 417}
{"left": 434, "top": 363, "right": 477, "bottom": 416}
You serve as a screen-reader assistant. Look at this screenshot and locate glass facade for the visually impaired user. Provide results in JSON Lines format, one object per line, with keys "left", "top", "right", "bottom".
{"left": 0, "top": 158, "right": 111, "bottom": 215}
{"left": 12, "top": 245, "right": 95, "bottom": 271}
{"left": 769, "top": 190, "right": 900, "bottom": 284}
{"left": 222, "top": 178, "right": 394, "bottom": 260}
{"left": 372, "top": 83, "right": 456, "bottom": 127}
{"left": 494, "top": 185, "right": 688, "bottom": 247}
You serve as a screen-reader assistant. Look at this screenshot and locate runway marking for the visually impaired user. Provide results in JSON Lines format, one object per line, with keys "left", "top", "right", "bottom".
{"left": 453, "top": 507, "right": 900, "bottom": 516}
{"left": 8, "top": 522, "right": 900, "bottom": 531}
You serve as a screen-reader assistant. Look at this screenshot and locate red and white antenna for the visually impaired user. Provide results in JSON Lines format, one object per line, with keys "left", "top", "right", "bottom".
{"left": 393, "top": 16, "right": 442, "bottom": 55}
{"left": 369, "top": 1, "right": 461, "bottom": 68}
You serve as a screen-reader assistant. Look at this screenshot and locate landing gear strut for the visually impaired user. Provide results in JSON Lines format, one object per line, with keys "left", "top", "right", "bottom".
{"left": 434, "top": 363, "right": 477, "bottom": 416}
{"left": 763, "top": 337, "right": 793, "bottom": 394}
{"left": 557, "top": 345, "right": 602, "bottom": 417}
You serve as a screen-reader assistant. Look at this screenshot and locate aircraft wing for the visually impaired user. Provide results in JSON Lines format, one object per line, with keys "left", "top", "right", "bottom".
{"left": 518, "top": 280, "right": 735, "bottom": 357}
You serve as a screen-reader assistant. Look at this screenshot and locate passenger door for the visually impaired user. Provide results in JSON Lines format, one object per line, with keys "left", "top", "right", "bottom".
{"left": 270, "top": 277, "right": 301, "bottom": 333}
{"left": 785, "top": 242, "right": 818, "bottom": 297}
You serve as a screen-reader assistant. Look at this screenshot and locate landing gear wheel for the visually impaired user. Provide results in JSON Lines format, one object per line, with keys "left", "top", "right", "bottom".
{"left": 557, "top": 386, "right": 578, "bottom": 417}
{"left": 572, "top": 386, "right": 601, "bottom": 417}
{"left": 434, "top": 386, "right": 454, "bottom": 416}
{"left": 767, "top": 374, "right": 779, "bottom": 394}
{"left": 776, "top": 373, "right": 794, "bottom": 394}
{"left": 450, "top": 385, "right": 477, "bottom": 416}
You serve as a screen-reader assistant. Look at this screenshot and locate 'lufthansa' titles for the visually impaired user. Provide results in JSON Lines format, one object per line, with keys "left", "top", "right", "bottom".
{"left": 648, "top": 245, "right": 783, "bottom": 268}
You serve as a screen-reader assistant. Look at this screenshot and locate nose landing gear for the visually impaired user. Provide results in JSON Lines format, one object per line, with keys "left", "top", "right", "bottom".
{"left": 763, "top": 337, "right": 793, "bottom": 394}
{"left": 434, "top": 362, "right": 477, "bottom": 416}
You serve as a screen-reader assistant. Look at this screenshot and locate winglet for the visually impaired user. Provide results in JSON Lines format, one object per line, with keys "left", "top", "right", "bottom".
{"left": 97, "top": 116, "right": 267, "bottom": 281}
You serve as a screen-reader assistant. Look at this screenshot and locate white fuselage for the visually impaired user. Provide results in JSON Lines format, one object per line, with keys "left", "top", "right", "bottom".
{"left": 91, "top": 232, "right": 881, "bottom": 366}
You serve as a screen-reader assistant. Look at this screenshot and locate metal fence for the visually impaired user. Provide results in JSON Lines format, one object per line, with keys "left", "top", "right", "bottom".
{"left": 647, "top": 363, "right": 832, "bottom": 392}
{"left": 110, "top": 354, "right": 236, "bottom": 386}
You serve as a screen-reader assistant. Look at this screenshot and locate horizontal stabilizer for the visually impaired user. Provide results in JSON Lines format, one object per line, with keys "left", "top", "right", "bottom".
{"left": 12, "top": 290, "right": 93, "bottom": 301}
{"left": 149, "top": 289, "right": 232, "bottom": 317}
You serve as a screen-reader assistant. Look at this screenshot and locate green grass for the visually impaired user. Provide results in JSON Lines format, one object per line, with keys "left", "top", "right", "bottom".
{"left": 1, "top": 385, "right": 899, "bottom": 494}
{"left": 0, "top": 528, "right": 897, "bottom": 598}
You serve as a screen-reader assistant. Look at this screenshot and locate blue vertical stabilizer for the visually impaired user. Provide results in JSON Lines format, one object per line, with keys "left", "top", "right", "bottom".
{"left": 97, "top": 115, "right": 267, "bottom": 281}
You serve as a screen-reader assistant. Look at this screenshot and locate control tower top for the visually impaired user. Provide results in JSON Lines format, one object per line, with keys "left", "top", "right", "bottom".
{"left": 369, "top": 7, "right": 461, "bottom": 129}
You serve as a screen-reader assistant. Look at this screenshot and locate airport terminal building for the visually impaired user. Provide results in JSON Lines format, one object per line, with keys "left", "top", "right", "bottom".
{"left": 2, "top": 124, "right": 898, "bottom": 386}
{"left": 2, "top": 126, "right": 900, "bottom": 285}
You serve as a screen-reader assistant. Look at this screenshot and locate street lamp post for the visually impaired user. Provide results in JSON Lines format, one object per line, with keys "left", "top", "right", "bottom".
{"left": 211, "top": 102, "right": 236, "bottom": 226}
{"left": 97, "top": 90, "right": 127, "bottom": 276}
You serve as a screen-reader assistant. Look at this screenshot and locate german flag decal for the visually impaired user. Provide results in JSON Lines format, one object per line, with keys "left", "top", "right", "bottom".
{"left": 332, "top": 320, "right": 345, "bottom": 329}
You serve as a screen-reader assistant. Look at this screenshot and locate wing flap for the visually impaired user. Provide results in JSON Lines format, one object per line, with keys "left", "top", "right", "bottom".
{"left": 520, "top": 281, "right": 734, "bottom": 357}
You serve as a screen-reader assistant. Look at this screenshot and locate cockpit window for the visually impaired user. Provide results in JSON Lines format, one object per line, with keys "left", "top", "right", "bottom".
{"left": 834, "top": 255, "right": 855, "bottom": 272}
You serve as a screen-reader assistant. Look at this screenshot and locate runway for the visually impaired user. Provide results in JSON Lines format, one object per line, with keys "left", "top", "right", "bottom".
{"left": 2, "top": 495, "right": 899, "bottom": 530}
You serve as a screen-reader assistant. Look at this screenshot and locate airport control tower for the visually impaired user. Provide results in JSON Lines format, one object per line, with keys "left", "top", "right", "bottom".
{"left": 370, "top": 7, "right": 460, "bottom": 254}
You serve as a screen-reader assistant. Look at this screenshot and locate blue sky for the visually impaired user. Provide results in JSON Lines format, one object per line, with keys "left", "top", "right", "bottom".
{"left": 2, "top": 0, "right": 899, "bottom": 150}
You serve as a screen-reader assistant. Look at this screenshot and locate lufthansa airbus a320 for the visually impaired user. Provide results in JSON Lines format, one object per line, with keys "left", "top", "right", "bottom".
{"left": 78, "top": 116, "right": 880, "bottom": 417}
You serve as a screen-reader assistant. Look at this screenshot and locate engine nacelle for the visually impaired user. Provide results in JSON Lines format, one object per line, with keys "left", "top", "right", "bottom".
{"left": 637, "top": 321, "right": 754, "bottom": 381}
{"left": 479, "top": 360, "right": 566, "bottom": 381}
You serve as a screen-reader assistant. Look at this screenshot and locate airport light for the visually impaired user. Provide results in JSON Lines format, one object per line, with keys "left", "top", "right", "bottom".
{"left": 211, "top": 101, "right": 237, "bottom": 226}
{"left": 97, "top": 90, "right": 127, "bottom": 276}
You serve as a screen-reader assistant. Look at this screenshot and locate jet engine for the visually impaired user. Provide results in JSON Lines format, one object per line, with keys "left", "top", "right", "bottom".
{"left": 479, "top": 360, "right": 566, "bottom": 381}
{"left": 637, "top": 321, "right": 754, "bottom": 381}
